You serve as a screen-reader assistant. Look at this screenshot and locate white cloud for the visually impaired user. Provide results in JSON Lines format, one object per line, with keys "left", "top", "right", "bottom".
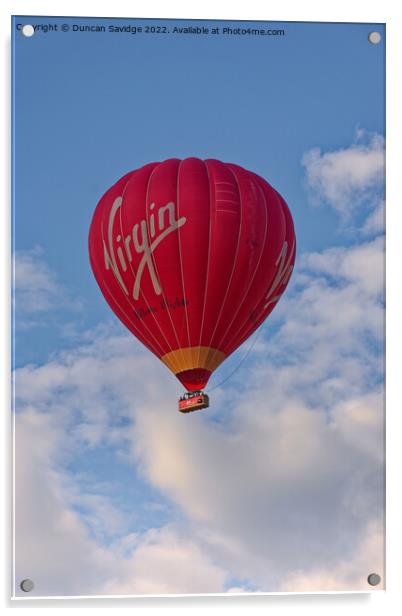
{"left": 14, "top": 247, "right": 60, "bottom": 312}
{"left": 300, "top": 235, "right": 384, "bottom": 297}
{"left": 361, "top": 200, "right": 385, "bottom": 237}
{"left": 14, "top": 408, "right": 115, "bottom": 597}
{"left": 302, "top": 133, "right": 385, "bottom": 217}
{"left": 13, "top": 231, "right": 385, "bottom": 595}
{"left": 13, "top": 246, "right": 82, "bottom": 329}
{"left": 102, "top": 526, "right": 227, "bottom": 595}
{"left": 14, "top": 406, "right": 229, "bottom": 597}
{"left": 280, "top": 519, "right": 384, "bottom": 592}
{"left": 127, "top": 387, "right": 384, "bottom": 591}
{"left": 331, "top": 391, "right": 384, "bottom": 464}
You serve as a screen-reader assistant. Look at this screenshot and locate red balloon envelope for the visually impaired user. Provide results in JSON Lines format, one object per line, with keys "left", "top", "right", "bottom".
{"left": 88, "top": 158, "right": 296, "bottom": 391}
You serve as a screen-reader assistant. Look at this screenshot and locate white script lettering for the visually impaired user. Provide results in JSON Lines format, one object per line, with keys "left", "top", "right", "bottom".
{"left": 103, "top": 197, "right": 187, "bottom": 300}
{"left": 263, "top": 240, "right": 295, "bottom": 310}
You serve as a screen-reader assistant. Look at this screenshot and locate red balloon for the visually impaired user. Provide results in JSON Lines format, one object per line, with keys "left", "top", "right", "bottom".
{"left": 89, "top": 158, "right": 295, "bottom": 391}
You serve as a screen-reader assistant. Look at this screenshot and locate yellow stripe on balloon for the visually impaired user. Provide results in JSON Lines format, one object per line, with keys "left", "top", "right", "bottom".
{"left": 161, "top": 346, "right": 225, "bottom": 374}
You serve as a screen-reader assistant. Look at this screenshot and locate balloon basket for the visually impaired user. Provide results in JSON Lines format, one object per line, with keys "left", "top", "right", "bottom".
{"left": 178, "top": 392, "right": 209, "bottom": 413}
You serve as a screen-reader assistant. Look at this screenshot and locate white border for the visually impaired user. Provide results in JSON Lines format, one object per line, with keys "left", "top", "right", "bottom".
{"left": 2, "top": 1, "right": 401, "bottom": 614}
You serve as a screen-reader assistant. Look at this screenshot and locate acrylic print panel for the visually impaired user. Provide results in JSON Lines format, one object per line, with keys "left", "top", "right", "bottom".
{"left": 12, "top": 15, "right": 385, "bottom": 598}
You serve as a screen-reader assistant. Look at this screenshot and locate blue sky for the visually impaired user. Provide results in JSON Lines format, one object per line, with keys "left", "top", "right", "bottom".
{"left": 12, "top": 15, "right": 385, "bottom": 597}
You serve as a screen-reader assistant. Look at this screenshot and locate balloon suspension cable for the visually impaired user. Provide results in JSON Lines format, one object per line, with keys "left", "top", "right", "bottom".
{"left": 206, "top": 324, "right": 266, "bottom": 393}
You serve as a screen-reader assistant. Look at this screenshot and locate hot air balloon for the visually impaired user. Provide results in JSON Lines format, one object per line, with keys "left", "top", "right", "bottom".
{"left": 88, "top": 158, "right": 295, "bottom": 412}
